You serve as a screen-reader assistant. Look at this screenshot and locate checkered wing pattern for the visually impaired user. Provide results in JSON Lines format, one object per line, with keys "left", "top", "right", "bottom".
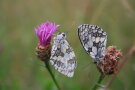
{"left": 78, "top": 24, "right": 107, "bottom": 63}
{"left": 50, "top": 32, "right": 77, "bottom": 77}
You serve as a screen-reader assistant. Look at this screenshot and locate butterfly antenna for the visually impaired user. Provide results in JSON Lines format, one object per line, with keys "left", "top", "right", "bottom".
{"left": 64, "top": 31, "right": 69, "bottom": 35}
{"left": 81, "top": 62, "right": 93, "bottom": 70}
{"left": 56, "top": 29, "right": 61, "bottom": 33}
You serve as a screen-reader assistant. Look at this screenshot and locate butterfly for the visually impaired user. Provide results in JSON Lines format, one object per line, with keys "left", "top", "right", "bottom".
{"left": 50, "top": 32, "right": 77, "bottom": 77}
{"left": 77, "top": 24, "right": 107, "bottom": 63}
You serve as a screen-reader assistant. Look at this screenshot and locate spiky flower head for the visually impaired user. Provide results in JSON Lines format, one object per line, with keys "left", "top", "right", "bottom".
{"left": 34, "top": 21, "right": 59, "bottom": 61}
{"left": 97, "top": 46, "right": 122, "bottom": 76}
{"left": 34, "top": 21, "right": 59, "bottom": 47}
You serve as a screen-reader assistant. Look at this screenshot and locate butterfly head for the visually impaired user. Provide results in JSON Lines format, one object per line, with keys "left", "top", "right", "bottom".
{"left": 53, "top": 32, "right": 66, "bottom": 41}
{"left": 57, "top": 32, "right": 66, "bottom": 39}
{"left": 94, "top": 56, "right": 104, "bottom": 64}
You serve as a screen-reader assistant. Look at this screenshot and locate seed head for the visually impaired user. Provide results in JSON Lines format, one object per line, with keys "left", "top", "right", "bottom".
{"left": 97, "top": 46, "right": 122, "bottom": 76}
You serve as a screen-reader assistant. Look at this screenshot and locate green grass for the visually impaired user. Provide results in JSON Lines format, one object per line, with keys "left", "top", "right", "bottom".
{"left": 0, "top": 0, "right": 135, "bottom": 90}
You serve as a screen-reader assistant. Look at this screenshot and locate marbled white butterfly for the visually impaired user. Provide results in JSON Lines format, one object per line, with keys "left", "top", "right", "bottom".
{"left": 50, "top": 32, "right": 77, "bottom": 77}
{"left": 77, "top": 24, "right": 107, "bottom": 63}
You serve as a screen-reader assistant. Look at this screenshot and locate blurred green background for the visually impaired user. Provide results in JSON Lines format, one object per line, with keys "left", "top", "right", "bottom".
{"left": 0, "top": 0, "right": 135, "bottom": 90}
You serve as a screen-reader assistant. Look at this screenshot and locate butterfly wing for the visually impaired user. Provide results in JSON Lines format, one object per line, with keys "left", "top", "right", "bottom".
{"left": 78, "top": 24, "right": 107, "bottom": 63}
{"left": 50, "top": 33, "right": 77, "bottom": 77}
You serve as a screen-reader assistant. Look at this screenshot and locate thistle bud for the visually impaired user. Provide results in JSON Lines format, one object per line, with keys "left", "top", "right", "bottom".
{"left": 97, "top": 46, "right": 122, "bottom": 76}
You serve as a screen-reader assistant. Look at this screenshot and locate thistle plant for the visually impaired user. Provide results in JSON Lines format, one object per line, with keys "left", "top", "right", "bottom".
{"left": 97, "top": 46, "right": 122, "bottom": 76}
{"left": 77, "top": 24, "right": 122, "bottom": 90}
{"left": 92, "top": 46, "right": 122, "bottom": 90}
{"left": 34, "top": 21, "right": 60, "bottom": 90}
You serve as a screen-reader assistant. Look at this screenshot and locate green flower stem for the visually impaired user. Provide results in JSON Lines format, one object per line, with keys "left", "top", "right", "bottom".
{"left": 91, "top": 74, "right": 105, "bottom": 90}
{"left": 44, "top": 61, "right": 61, "bottom": 90}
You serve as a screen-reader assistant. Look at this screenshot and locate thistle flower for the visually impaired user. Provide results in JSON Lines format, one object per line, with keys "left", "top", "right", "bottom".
{"left": 97, "top": 46, "right": 122, "bottom": 76}
{"left": 34, "top": 21, "right": 59, "bottom": 47}
{"left": 34, "top": 21, "right": 60, "bottom": 89}
{"left": 34, "top": 21, "right": 59, "bottom": 61}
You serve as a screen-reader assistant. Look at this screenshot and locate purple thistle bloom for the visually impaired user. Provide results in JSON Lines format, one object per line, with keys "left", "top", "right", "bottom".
{"left": 34, "top": 21, "right": 59, "bottom": 46}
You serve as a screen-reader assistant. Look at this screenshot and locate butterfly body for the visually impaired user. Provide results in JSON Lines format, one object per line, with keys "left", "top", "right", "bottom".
{"left": 78, "top": 24, "right": 107, "bottom": 63}
{"left": 50, "top": 32, "right": 77, "bottom": 77}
